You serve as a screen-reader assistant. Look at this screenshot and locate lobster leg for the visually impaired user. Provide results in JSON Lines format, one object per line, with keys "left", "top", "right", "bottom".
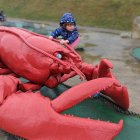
{"left": 0, "top": 60, "right": 19, "bottom": 77}
{"left": 19, "top": 82, "right": 42, "bottom": 91}
{"left": 8, "top": 73, "right": 20, "bottom": 78}
{"left": 0, "top": 75, "right": 19, "bottom": 104}
{"left": 0, "top": 61, "right": 12, "bottom": 74}
{"left": 0, "top": 62, "right": 7, "bottom": 68}
{"left": 0, "top": 68, "right": 12, "bottom": 75}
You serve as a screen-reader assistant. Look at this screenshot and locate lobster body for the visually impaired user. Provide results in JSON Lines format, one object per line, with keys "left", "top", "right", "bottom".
{"left": 0, "top": 27, "right": 51, "bottom": 83}
{"left": 0, "top": 26, "right": 129, "bottom": 139}
{"left": 0, "top": 27, "right": 72, "bottom": 85}
{"left": 0, "top": 26, "right": 129, "bottom": 109}
{"left": 0, "top": 26, "right": 85, "bottom": 87}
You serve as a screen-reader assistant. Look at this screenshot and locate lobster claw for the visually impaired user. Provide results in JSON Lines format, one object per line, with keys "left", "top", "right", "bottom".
{"left": 102, "top": 84, "right": 129, "bottom": 110}
{"left": 0, "top": 76, "right": 123, "bottom": 140}
{"left": 51, "top": 77, "right": 119, "bottom": 112}
{"left": 89, "top": 59, "right": 129, "bottom": 110}
{"left": 0, "top": 92, "right": 123, "bottom": 140}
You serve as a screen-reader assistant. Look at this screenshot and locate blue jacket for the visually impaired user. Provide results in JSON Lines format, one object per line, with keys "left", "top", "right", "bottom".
{"left": 51, "top": 26, "right": 79, "bottom": 44}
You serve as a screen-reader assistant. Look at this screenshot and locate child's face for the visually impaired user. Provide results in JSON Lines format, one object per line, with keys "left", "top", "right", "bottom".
{"left": 66, "top": 23, "right": 75, "bottom": 31}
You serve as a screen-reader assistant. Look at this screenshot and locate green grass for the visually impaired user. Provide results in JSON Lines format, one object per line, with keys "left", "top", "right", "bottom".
{"left": 0, "top": 0, "right": 140, "bottom": 30}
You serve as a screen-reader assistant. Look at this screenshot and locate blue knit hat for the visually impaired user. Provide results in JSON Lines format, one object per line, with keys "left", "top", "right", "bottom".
{"left": 59, "top": 13, "right": 76, "bottom": 26}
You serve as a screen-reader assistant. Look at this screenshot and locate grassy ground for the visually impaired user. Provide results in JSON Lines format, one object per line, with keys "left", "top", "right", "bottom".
{"left": 0, "top": 0, "right": 140, "bottom": 30}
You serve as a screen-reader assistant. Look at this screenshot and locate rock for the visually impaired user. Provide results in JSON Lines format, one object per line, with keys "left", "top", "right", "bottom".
{"left": 120, "top": 32, "right": 132, "bottom": 38}
{"left": 132, "top": 16, "right": 140, "bottom": 39}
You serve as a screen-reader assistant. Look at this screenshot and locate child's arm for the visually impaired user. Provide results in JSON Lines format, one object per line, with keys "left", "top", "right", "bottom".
{"left": 51, "top": 28, "right": 62, "bottom": 38}
{"left": 60, "top": 39, "right": 69, "bottom": 44}
{"left": 48, "top": 36, "right": 53, "bottom": 39}
{"left": 67, "top": 27, "right": 79, "bottom": 44}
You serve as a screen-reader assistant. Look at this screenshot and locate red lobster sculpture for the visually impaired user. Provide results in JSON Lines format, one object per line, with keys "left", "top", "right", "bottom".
{"left": 0, "top": 26, "right": 129, "bottom": 140}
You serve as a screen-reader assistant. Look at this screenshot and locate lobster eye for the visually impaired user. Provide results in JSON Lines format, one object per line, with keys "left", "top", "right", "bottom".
{"left": 55, "top": 53, "right": 62, "bottom": 59}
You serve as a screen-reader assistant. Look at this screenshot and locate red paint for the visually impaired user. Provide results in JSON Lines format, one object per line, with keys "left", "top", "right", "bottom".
{"left": 0, "top": 26, "right": 129, "bottom": 139}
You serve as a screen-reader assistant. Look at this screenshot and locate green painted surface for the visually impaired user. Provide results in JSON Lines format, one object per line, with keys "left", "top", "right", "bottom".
{"left": 132, "top": 48, "right": 140, "bottom": 60}
{"left": 63, "top": 98, "right": 140, "bottom": 140}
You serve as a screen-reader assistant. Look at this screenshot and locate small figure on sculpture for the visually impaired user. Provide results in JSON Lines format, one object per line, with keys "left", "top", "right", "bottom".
{"left": 49, "top": 13, "right": 80, "bottom": 49}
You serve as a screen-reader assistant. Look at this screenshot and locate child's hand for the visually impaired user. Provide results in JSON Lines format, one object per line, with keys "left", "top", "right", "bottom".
{"left": 60, "top": 39, "right": 69, "bottom": 44}
{"left": 48, "top": 36, "right": 53, "bottom": 40}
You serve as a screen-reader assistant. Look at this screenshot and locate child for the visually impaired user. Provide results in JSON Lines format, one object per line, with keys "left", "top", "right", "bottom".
{"left": 49, "top": 13, "right": 80, "bottom": 48}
